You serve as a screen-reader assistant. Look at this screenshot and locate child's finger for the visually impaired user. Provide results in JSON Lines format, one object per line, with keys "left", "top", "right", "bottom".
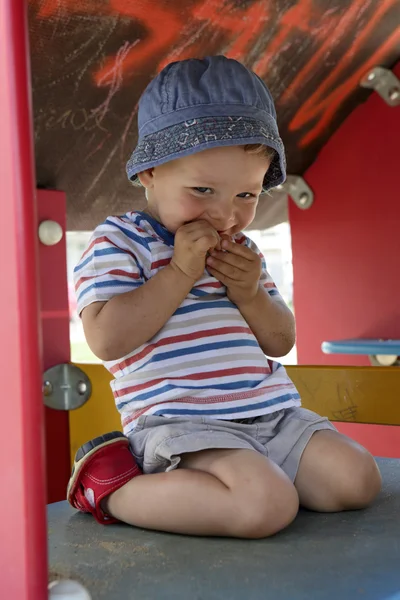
{"left": 206, "top": 255, "right": 245, "bottom": 280}
{"left": 206, "top": 266, "right": 233, "bottom": 287}
{"left": 194, "top": 234, "right": 221, "bottom": 255}
{"left": 209, "top": 250, "right": 248, "bottom": 271}
{"left": 221, "top": 239, "right": 258, "bottom": 260}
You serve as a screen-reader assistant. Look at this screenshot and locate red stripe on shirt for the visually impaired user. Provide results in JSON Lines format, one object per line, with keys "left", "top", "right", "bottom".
{"left": 151, "top": 257, "right": 171, "bottom": 269}
{"left": 81, "top": 235, "right": 115, "bottom": 259}
{"left": 81, "top": 235, "right": 138, "bottom": 261}
{"left": 201, "top": 281, "right": 223, "bottom": 288}
{"left": 111, "top": 326, "right": 252, "bottom": 374}
{"left": 116, "top": 365, "right": 270, "bottom": 396}
{"left": 75, "top": 269, "right": 141, "bottom": 289}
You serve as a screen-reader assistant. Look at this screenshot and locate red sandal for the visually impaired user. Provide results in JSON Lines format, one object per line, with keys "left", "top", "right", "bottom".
{"left": 67, "top": 431, "right": 142, "bottom": 525}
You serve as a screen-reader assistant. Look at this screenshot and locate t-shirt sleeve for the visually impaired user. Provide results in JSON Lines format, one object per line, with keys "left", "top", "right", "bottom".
{"left": 73, "top": 217, "right": 146, "bottom": 316}
{"left": 241, "top": 235, "right": 281, "bottom": 298}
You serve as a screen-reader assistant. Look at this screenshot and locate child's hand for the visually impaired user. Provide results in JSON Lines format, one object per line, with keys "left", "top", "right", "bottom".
{"left": 171, "top": 220, "right": 221, "bottom": 282}
{"left": 206, "top": 239, "right": 262, "bottom": 306}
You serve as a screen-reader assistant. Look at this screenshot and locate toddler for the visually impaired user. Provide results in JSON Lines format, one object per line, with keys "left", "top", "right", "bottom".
{"left": 68, "top": 56, "right": 381, "bottom": 538}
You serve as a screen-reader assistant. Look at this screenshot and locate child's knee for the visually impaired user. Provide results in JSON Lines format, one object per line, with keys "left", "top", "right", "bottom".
{"left": 195, "top": 448, "right": 300, "bottom": 538}
{"left": 336, "top": 452, "right": 382, "bottom": 509}
{"left": 230, "top": 478, "right": 299, "bottom": 539}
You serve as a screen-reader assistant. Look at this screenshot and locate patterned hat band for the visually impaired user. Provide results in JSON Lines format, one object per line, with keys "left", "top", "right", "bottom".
{"left": 126, "top": 116, "right": 286, "bottom": 192}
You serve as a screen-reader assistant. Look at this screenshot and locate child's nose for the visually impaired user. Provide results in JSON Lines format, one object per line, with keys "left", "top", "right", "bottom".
{"left": 208, "top": 202, "right": 236, "bottom": 228}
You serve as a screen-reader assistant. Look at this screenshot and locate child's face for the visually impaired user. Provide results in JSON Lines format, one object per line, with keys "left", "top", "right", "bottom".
{"left": 138, "top": 146, "right": 271, "bottom": 235}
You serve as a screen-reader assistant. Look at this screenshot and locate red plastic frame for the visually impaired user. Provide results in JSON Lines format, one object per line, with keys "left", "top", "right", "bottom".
{"left": 0, "top": 1, "right": 47, "bottom": 597}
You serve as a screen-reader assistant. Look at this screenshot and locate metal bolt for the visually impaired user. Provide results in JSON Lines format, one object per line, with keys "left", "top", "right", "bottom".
{"left": 77, "top": 381, "right": 88, "bottom": 395}
{"left": 389, "top": 88, "right": 400, "bottom": 102}
{"left": 38, "top": 220, "right": 63, "bottom": 246}
{"left": 299, "top": 192, "right": 309, "bottom": 206}
{"left": 367, "top": 71, "right": 376, "bottom": 82}
{"left": 375, "top": 354, "right": 398, "bottom": 367}
{"left": 43, "top": 380, "right": 53, "bottom": 396}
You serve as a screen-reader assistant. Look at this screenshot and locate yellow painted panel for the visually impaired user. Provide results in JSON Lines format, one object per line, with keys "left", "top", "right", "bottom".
{"left": 69, "top": 363, "right": 121, "bottom": 464}
{"left": 69, "top": 363, "right": 400, "bottom": 464}
{"left": 287, "top": 366, "right": 400, "bottom": 426}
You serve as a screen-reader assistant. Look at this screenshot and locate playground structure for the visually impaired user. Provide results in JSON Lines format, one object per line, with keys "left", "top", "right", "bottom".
{"left": 1, "top": 1, "right": 400, "bottom": 598}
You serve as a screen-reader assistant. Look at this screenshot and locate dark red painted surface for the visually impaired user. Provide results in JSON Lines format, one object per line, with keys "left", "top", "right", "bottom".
{"left": 38, "top": 190, "right": 71, "bottom": 504}
{"left": 290, "top": 62, "right": 400, "bottom": 367}
{"left": 28, "top": 0, "right": 400, "bottom": 230}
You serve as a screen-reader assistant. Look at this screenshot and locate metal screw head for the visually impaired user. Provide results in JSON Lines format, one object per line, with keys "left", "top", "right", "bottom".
{"left": 77, "top": 381, "right": 88, "bottom": 395}
{"left": 43, "top": 380, "right": 53, "bottom": 396}
{"left": 389, "top": 88, "right": 400, "bottom": 102}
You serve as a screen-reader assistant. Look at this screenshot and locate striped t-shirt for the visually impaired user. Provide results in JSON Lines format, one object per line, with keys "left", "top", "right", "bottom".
{"left": 74, "top": 211, "right": 300, "bottom": 434}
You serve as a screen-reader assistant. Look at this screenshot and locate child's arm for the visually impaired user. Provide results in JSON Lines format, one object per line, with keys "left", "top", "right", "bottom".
{"left": 234, "top": 288, "right": 295, "bottom": 357}
{"left": 82, "top": 264, "right": 193, "bottom": 361}
{"left": 206, "top": 238, "right": 295, "bottom": 357}
{"left": 81, "top": 220, "right": 220, "bottom": 361}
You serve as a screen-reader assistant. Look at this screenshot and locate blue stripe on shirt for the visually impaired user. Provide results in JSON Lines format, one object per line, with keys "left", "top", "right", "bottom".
{"left": 135, "top": 339, "right": 259, "bottom": 372}
{"left": 136, "top": 212, "right": 175, "bottom": 246}
{"left": 77, "top": 278, "right": 142, "bottom": 301}
{"left": 152, "top": 392, "right": 301, "bottom": 417}
{"left": 74, "top": 247, "right": 131, "bottom": 273}
{"left": 174, "top": 299, "right": 235, "bottom": 316}
{"left": 104, "top": 219, "right": 153, "bottom": 250}
{"left": 117, "top": 377, "right": 267, "bottom": 408}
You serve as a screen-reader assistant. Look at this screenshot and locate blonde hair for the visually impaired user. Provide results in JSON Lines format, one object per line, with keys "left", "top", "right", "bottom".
{"left": 243, "top": 143, "right": 275, "bottom": 160}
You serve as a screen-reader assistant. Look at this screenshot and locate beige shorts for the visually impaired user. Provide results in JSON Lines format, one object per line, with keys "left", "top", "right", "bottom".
{"left": 128, "top": 407, "right": 336, "bottom": 482}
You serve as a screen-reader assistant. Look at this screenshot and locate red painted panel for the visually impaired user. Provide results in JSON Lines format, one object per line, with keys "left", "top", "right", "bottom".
{"left": 0, "top": 0, "right": 47, "bottom": 597}
{"left": 37, "top": 190, "right": 71, "bottom": 503}
{"left": 334, "top": 423, "right": 400, "bottom": 459}
{"left": 290, "top": 62, "right": 400, "bottom": 366}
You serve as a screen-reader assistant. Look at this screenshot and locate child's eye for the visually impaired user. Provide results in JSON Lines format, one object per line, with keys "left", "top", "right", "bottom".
{"left": 193, "top": 187, "right": 213, "bottom": 194}
{"left": 237, "top": 192, "right": 257, "bottom": 199}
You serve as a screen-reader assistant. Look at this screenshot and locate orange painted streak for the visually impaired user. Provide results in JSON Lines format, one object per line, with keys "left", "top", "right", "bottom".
{"left": 95, "top": 0, "right": 273, "bottom": 82}
{"left": 36, "top": 0, "right": 57, "bottom": 17}
{"left": 280, "top": 0, "right": 372, "bottom": 104}
{"left": 253, "top": 0, "right": 316, "bottom": 76}
{"left": 192, "top": 0, "right": 270, "bottom": 62}
{"left": 290, "top": 0, "right": 400, "bottom": 146}
{"left": 157, "top": 0, "right": 271, "bottom": 71}
{"left": 191, "top": 0, "right": 226, "bottom": 22}
{"left": 36, "top": 0, "right": 98, "bottom": 18}
{"left": 157, "top": 0, "right": 223, "bottom": 71}
{"left": 299, "top": 33, "right": 400, "bottom": 147}
{"left": 226, "top": 3, "right": 270, "bottom": 61}
{"left": 93, "top": 0, "right": 184, "bottom": 86}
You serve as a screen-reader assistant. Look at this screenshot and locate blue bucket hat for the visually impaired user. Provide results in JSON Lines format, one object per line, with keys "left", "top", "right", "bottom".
{"left": 126, "top": 56, "right": 286, "bottom": 191}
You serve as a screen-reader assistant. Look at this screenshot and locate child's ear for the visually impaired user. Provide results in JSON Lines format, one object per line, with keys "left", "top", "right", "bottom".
{"left": 137, "top": 169, "right": 154, "bottom": 189}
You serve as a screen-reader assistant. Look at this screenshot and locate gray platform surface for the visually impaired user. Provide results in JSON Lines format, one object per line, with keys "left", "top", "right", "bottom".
{"left": 48, "top": 458, "right": 400, "bottom": 600}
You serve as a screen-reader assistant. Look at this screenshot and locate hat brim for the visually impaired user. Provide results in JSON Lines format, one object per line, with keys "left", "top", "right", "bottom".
{"left": 126, "top": 116, "right": 286, "bottom": 192}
